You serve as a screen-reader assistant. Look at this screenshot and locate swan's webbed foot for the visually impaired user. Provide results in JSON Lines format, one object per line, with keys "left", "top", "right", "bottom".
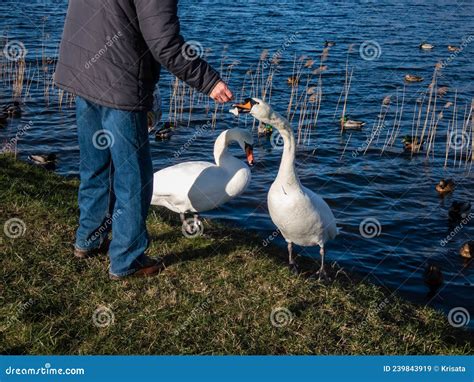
{"left": 314, "top": 266, "right": 331, "bottom": 283}
{"left": 313, "top": 246, "right": 331, "bottom": 283}
{"left": 289, "top": 262, "right": 299, "bottom": 275}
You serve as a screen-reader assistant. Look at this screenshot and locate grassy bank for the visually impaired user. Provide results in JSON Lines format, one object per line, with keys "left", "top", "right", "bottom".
{"left": 0, "top": 154, "right": 472, "bottom": 355}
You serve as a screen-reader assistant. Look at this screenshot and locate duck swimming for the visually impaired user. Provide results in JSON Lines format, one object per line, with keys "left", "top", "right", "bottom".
{"left": 435, "top": 179, "right": 455, "bottom": 195}
{"left": 29, "top": 153, "right": 57, "bottom": 165}
{"left": 404, "top": 74, "right": 424, "bottom": 83}
{"left": 402, "top": 135, "right": 425, "bottom": 152}
{"left": 447, "top": 45, "right": 459, "bottom": 52}
{"left": 340, "top": 116, "right": 365, "bottom": 130}
{"left": 258, "top": 123, "right": 273, "bottom": 137}
{"left": 28, "top": 154, "right": 57, "bottom": 170}
{"left": 151, "top": 128, "right": 254, "bottom": 233}
{"left": 231, "top": 98, "right": 339, "bottom": 280}
{"left": 419, "top": 42, "right": 434, "bottom": 50}
{"left": 448, "top": 201, "right": 471, "bottom": 221}
{"left": 2, "top": 101, "right": 22, "bottom": 118}
{"left": 459, "top": 241, "right": 473, "bottom": 259}
{"left": 155, "top": 122, "right": 175, "bottom": 140}
{"left": 324, "top": 41, "right": 336, "bottom": 48}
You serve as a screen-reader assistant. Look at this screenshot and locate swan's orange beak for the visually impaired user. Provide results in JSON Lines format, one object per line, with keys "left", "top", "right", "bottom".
{"left": 245, "top": 143, "right": 254, "bottom": 166}
{"left": 233, "top": 99, "right": 253, "bottom": 114}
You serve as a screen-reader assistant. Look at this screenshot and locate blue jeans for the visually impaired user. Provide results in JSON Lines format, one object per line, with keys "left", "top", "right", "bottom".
{"left": 74, "top": 96, "right": 153, "bottom": 277}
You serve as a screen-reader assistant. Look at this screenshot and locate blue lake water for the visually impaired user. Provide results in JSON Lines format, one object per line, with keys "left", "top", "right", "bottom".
{"left": 1, "top": 0, "right": 473, "bottom": 328}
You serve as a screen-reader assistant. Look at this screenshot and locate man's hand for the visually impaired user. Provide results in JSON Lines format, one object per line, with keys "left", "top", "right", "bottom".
{"left": 209, "top": 81, "right": 233, "bottom": 103}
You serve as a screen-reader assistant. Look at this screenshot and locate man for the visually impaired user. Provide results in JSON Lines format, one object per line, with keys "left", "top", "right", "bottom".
{"left": 54, "top": 0, "right": 233, "bottom": 280}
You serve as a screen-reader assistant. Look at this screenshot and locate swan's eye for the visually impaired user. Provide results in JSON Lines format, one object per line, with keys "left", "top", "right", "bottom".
{"left": 244, "top": 98, "right": 259, "bottom": 106}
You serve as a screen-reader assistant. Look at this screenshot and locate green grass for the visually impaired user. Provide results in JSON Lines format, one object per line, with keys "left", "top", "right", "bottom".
{"left": 0, "top": 154, "right": 473, "bottom": 355}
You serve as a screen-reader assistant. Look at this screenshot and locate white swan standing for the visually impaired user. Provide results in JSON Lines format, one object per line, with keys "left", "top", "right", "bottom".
{"left": 151, "top": 128, "right": 254, "bottom": 234}
{"left": 231, "top": 98, "right": 339, "bottom": 280}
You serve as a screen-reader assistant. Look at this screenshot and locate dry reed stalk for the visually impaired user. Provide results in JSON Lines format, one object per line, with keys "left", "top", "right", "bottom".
{"left": 187, "top": 86, "right": 196, "bottom": 127}
{"left": 340, "top": 133, "right": 352, "bottom": 160}
{"left": 382, "top": 91, "right": 400, "bottom": 154}
{"left": 417, "top": 68, "right": 437, "bottom": 154}
{"left": 451, "top": 91, "right": 458, "bottom": 167}
{"left": 391, "top": 86, "right": 406, "bottom": 146}
{"left": 334, "top": 46, "right": 350, "bottom": 122}
{"left": 462, "top": 102, "right": 473, "bottom": 170}
{"left": 412, "top": 94, "right": 426, "bottom": 156}
{"left": 296, "top": 86, "right": 310, "bottom": 145}
{"left": 12, "top": 59, "right": 26, "bottom": 99}
{"left": 339, "top": 68, "right": 353, "bottom": 134}
{"left": 290, "top": 72, "right": 309, "bottom": 124}
{"left": 460, "top": 102, "right": 470, "bottom": 168}
{"left": 24, "top": 64, "right": 37, "bottom": 101}
{"left": 58, "top": 89, "right": 65, "bottom": 110}
{"left": 363, "top": 121, "right": 378, "bottom": 155}
{"left": 179, "top": 80, "right": 186, "bottom": 121}
{"left": 444, "top": 119, "right": 451, "bottom": 168}
{"left": 469, "top": 99, "right": 474, "bottom": 173}
{"left": 287, "top": 55, "right": 298, "bottom": 118}
{"left": 426, "top": 88, "right": 439, "bottom": 159}
{"left": 364, "top": 103, "right": 388, "bottom": 156}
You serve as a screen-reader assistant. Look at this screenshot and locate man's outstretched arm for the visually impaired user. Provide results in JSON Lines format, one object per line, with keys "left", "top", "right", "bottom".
{"left": 134, "top": 0, "right": 232, "bottom": 102}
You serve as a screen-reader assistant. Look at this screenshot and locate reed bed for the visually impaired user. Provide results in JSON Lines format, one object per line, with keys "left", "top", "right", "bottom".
{"left": 0, "top": 33, "right": 472, "bottom": 172}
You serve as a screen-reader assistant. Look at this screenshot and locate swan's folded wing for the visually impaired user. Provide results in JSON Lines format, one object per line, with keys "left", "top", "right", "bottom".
{"left": 152, "top": 161, "right": 249, "bottom": 213}
{"left": 151, "top": 161, "right": 215, "bottom": 211}
{"left": 303, "top": 186, "right": 338, "bottom": 241}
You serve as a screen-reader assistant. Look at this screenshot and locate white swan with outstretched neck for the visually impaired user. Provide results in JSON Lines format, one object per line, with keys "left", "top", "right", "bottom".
{"left": 231, "top": 98, "right": 339, "bottom": 280}
{"left": 151, "top": 128, "right": 254, "bottom": 231}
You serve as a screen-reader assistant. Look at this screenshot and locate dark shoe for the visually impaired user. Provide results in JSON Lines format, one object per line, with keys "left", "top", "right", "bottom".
{"left": 109, "top": 256, "right": 164, "bottom": 280}
{"left": 74, "top": 238, "right": 110, "bottom": 259}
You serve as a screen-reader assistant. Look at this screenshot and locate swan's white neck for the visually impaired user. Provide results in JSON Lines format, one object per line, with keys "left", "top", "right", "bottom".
{"left": 213, "top": 131, "right": 241, "bottom": 168}
{"left": 260, "top": 110, "right": 299, "bottom": 186}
